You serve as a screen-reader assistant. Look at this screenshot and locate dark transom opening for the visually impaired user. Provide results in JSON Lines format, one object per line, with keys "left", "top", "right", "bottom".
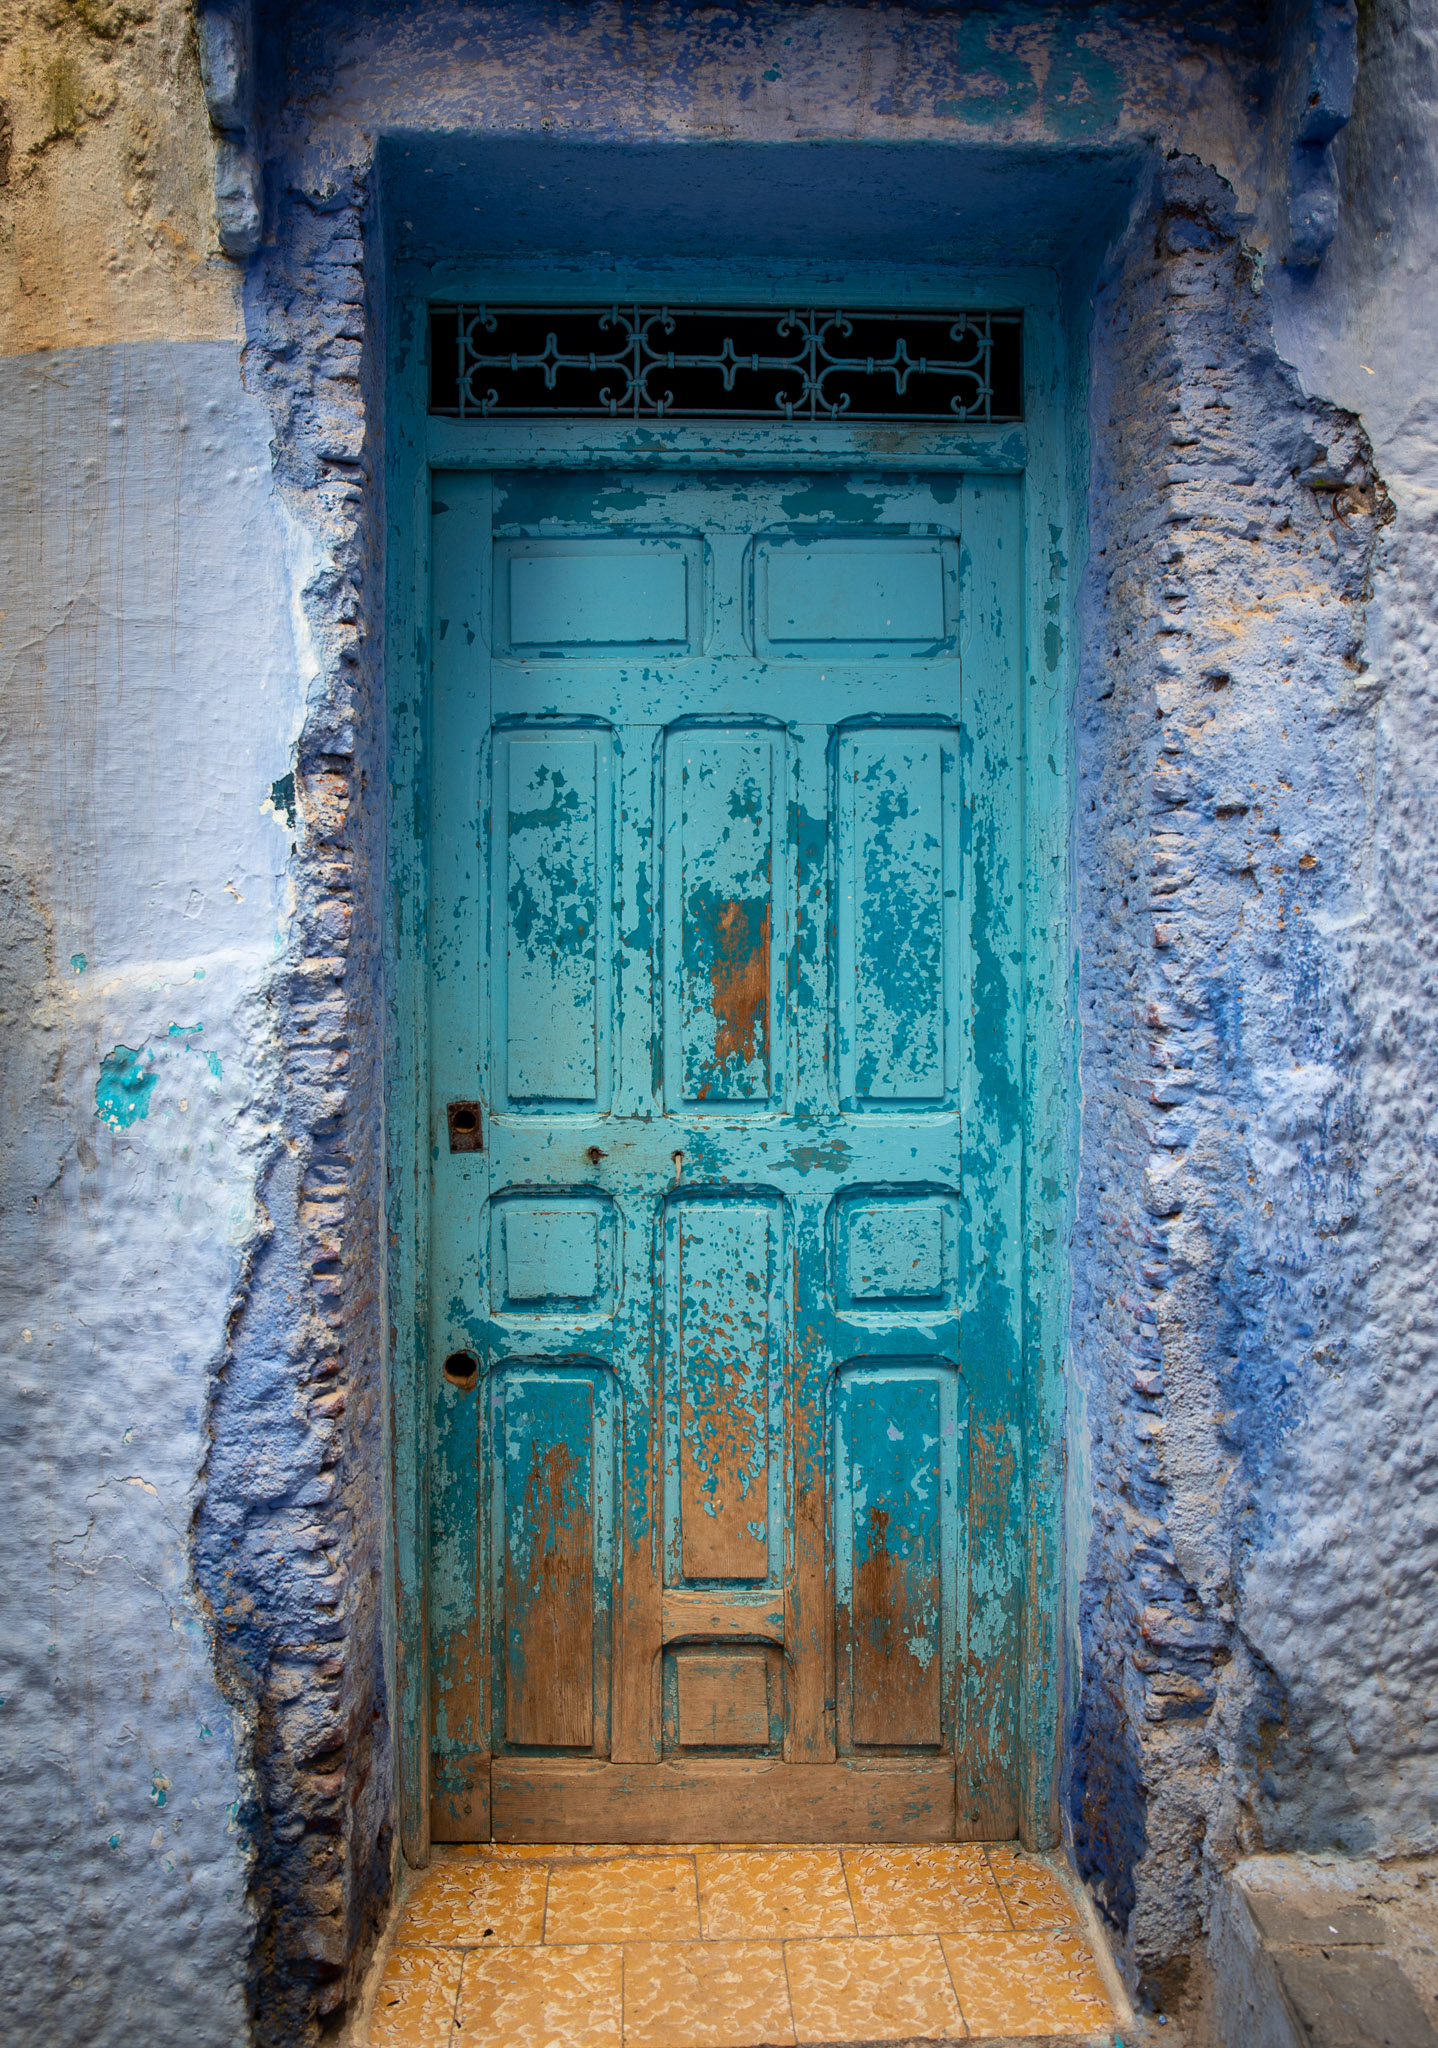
{"left": 428, "top": 304, "right": 1023, "bottom": 423}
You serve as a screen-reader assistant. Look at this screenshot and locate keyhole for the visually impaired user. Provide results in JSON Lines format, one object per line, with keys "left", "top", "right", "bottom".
{"left": 587, "top": 1146, "right": 605, "bottom": 1166}
{"left": 446, "top": 1100, "right": 483, "bottom": 1153}
{"left": 672, "top": 1150, "right": 684, "bottom": 1187}
{"left": 442, "top": 1351, "right": 478, "bottom": 1391}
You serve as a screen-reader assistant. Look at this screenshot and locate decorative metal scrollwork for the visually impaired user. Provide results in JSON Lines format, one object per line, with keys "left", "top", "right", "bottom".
{"left": 429, "top": 305, "right": 1022, "bottom": 424}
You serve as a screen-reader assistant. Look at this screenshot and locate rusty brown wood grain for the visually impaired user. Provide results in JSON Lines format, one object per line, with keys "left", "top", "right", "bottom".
{"left": 506, "top": 1437, "right": 594, "bottom": 1748}
{"left": 674, "top": 1648, "right": 771, "bottom": 1746}
{"left": 491, "top": 1757, "right": 957, "bottom": 1842}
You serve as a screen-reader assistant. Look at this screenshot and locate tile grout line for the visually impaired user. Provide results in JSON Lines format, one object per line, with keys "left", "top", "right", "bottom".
{"left": 981, "top": 1841, "right": 1020, "bottom": 1933}
{"left": 838, "top": 1845, "right": 861, "bottom": 1936}
{"left": 933, "top": 1921, "right": 974, "bottom": 2043}
{"left": 779, "top": 1929, "right": 801, "bottom": 2048}
{"left": 447, "top": 1925, "right": 464, "bottom": 2048}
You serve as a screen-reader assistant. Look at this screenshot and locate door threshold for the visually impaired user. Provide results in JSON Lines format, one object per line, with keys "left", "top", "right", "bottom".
{"left": 359, "top": 1841, "right": 1122, "bottom": 2046}
{"left": 433, "top": 1755, "right": 972, "bottom": 1846}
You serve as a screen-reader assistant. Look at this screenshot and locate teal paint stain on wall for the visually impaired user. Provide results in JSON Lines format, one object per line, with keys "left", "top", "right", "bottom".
{"left": 268, "top": 771, "right": 297, "bottom": 829}
{"left": 935, "top": 18, "right": 1038, "bottom": 124}
{"left": 71, "top": 953, "right": 85, "bottom": 974}
{"left": 95, "top": 1046, "right": 158, "bottom": 1130}
{"left": 1044, "top": 25, "right": 1123, "bottom": 140}
{"left": 933, "top": 17, "right": 1122, "bottom": 136}
{"left": 206, "top": 1050, "right": 223, "bottom": 1079}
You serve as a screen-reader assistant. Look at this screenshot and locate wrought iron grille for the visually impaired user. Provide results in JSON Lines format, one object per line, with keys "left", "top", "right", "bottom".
{"left": 428, "top": 305, "right": 1023, "bottom": 424}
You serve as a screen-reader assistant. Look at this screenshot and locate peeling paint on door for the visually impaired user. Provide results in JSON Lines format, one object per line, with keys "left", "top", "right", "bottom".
{"left": 428, "top": 467, "right": 1026, "bottom": 1841}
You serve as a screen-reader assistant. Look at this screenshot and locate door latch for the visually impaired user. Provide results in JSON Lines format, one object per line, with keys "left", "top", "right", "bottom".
{"left": 446, "top": 1100, "right": 483, "bottom": 1153}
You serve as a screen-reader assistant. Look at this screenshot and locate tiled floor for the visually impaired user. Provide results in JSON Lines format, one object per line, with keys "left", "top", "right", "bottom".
{"left": 366, "top": 1843, "right": 1116, "bottom": 2046}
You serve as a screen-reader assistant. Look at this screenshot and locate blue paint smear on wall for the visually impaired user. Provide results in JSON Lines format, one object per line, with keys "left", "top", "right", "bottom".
{"left": 94, "top": 1045, "right": 158, "bottom": 1129}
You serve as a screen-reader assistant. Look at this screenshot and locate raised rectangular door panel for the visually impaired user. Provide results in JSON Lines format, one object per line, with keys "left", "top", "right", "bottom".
{"left": 428, "top": 469, "right": 1026, "bottom": 1842}
{"left": 836, "top": 726, "right": 962, "bottom": 1110}
{"left": 491, "top": 727, "right": 613, "bottom": 1110}
{"left": 664, "top": 1193, "right": 783, "bottom": 1587}
{"left": 835, "top": 1365, "right": 964, "bottom": 1753}
{"left": 490, "top": 1191, "right": 614, "bottom": 1316}
{"left": 495, "top": 536, "right": 701, "bottom": 655}
{"left": 835, "top": 1189, "right": 962, "bottom": 1315}
{"left": 752, "top": 536, "right": 958, "bottom": 659}
{"left": 672, "top": 1646, "right": 776, "bottom": 1748}
{"left": 495, "top": 1366, "right": 615, "bottom": 1752}
{"left": 664, "top": 727, "right": 785, "bottom": 1110}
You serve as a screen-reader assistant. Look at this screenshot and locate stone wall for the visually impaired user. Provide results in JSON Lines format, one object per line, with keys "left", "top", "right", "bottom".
{"left": 1069, "top": 151, "right": 1392, "bottom": 2007}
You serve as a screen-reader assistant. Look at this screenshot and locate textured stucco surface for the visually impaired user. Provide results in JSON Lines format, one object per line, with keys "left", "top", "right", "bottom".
{"left": 1067, "top": 0, "right": 1438, "bottom": 2012}
{"left": 1069, "top": 153, "right": 1394, "bottom": 2000}
{"left": 0, "top": 0, "right": 237, "bottom": 349}
{"left": 0, "top": 339, "right": 304, "bottom": 2042}
{"left": 3, "top": 2, "right": 1437, "bottom": 2044}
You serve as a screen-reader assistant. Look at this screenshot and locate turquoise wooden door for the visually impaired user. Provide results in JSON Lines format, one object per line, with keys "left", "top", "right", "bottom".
{"left": 428, "top": 469, "right": 1024, "bottom": 1842}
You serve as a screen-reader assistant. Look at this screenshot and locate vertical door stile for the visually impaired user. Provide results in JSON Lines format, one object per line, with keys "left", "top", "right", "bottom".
{"left": 612, "top": 722, "right": 661, "bottom": 1764}
{"left": 788, "top": 717, "right": 834, "bottom": 1762}
{"left": 427, "top": 471, "right": 494, "bottom": 1842}
{"left": 957, "top": 474, "right": 1026, "bottom": 1838}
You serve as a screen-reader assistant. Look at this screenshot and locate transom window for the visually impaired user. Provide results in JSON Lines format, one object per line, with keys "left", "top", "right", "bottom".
{"left": 428, "top": 304, "right": 1023, "bottom": 423}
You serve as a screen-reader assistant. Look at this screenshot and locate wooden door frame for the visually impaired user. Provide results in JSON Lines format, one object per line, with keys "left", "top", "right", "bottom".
{"left": 386, "top": 256, "right": 1074, "bottom": 1865}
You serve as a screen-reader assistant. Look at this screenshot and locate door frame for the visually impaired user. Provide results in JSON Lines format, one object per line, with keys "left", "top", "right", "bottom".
{"left": 386, "top": 256, "right": 1075, "bottom": 1863}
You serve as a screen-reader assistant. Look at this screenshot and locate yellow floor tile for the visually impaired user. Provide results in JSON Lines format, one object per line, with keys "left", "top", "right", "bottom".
{"left": 662, "top": 1843, "right": 794, "bottom": 1854}
{"left": 469, "top": 1842, "right": 642, "bottom": 1860}
{"left": 455, "top": 1942, "right": 623, "bottom": 2048}
{"left": 395, "top": 1862, "right": 548, "bottom": 1946}
{"left": 785, "top": 1935, "right": 965, "bottom": 2043}
{"left": 623, "top": 1939, "right": 796, "bottom": 2048}
{"left": 942, "top": 1929, "right": 1113, "bottom": 2039}
{"left": 544, "top": 1856, "right": 701, "bottom": 1942}
{"left": 370, "top": 1944, "right": 463, "bottom": 2048}
{"left": 842, "top": 1845, "right": 1011, "bottom": 1936}
{"left": 697, "top": 1849, "right": 856, "bottom": 1938}
{"left": 984, "top": 1848, "right": 1083, "bottom": 1931}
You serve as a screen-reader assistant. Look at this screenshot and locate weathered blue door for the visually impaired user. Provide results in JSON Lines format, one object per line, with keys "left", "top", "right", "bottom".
{"left": 428, "top": 469, "right": 1024, "bottom": 1841}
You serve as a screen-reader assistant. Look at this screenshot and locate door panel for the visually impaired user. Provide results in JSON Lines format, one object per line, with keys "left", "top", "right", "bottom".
{"left": 496, "top": 1366, "right": 614, "bottom": 1750}
{"left": 836, "top": 726, "right": 962, "bottom": 1108}
{"left": 428, "top": 467, "right": 1025, "bottom": 1841}
{"left": 666, "top": 1192, "right": 783, "bottom": 1586}
{"left": 835, "top": 1363, "right": 964, "bottom": 1753}
{"left": 665, "top": 727, "right": 787, "bottom": 1110}
{"left": 491, "top": 726, "right": 613, "bottom": 1110}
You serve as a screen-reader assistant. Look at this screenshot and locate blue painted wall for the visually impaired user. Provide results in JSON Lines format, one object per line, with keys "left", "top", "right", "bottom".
{"left": 5, "top": 1, "right": 1438, "bottom": 2040}
{"left": 0, "top": 340, "right": 304, "bottom": 2043}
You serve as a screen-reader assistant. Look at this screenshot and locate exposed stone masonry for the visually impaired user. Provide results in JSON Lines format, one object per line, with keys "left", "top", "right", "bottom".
{"left": 1070, "top": 156, "right": 1392, "bottom": 2010}
{"left": 190, "top": 146, "right": 392, "bottom": 2041}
